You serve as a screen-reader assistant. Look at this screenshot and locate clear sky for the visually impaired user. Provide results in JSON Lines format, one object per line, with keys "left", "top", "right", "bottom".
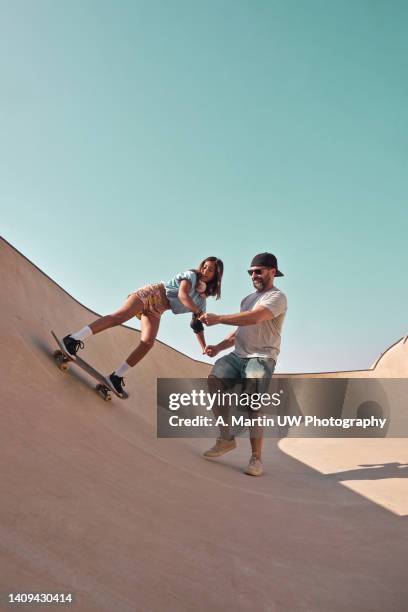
{"left": 2, "top": 0, "right": 407, "bottom": 373}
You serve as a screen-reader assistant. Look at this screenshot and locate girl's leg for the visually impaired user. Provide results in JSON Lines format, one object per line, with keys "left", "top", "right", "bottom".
{"left": 105, "top": 314, "right": 160, "bottom": 396}
{"left": 113, "top": 313, "right": 161, "bottom": 377}
{"left": 124, "top": 313, "right": 161, "bottom": 367}
{"left": 64, "top": 293, "right": 146, "bottom": 363}
{"left": 88, "top": 294, "right": 144, "bottom": 335}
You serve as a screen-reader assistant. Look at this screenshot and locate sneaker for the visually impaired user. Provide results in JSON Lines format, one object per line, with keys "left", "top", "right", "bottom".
{"left": 105, "top": 372, "right": 126, "bottom": 397}
{"left": 62, "top": 335, "right": 84, "bottom": 360}
{"left": 203, "top": 437, "right": 237, "bottom": 458}
{"left": 244, "top": 454, "right": 263, "bottom": 477}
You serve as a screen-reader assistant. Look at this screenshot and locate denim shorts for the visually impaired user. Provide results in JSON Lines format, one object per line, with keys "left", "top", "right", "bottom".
{"left": 210, "top": 351, "right": 276, "bottom": 394}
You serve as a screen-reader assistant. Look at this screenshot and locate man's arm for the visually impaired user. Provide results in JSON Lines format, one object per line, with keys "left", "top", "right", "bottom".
{"left": 205, "top": 331, "right": 236, "bottom": 357}
{"left": 216, "top": 330, "right": 237, "bottom": 350}
{"left": 200, "top": 305, "right": 273, "bottom": 327}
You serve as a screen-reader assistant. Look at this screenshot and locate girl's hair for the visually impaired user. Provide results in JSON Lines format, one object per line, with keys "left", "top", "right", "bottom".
{"left": 196, "top": 256, "right": 224, "bottom": 300}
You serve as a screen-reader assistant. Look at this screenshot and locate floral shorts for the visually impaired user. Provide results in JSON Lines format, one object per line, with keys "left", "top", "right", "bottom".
{"left": 129, "top": 283, "right": 170, "bottom": 320}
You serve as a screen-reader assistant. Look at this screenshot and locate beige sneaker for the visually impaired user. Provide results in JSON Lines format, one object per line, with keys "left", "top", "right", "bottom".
{"left": 203, "top": 437, "right": 237, "bottom": 458}
{"left": 244, "top": 454, "right": 263, "bottom": 476}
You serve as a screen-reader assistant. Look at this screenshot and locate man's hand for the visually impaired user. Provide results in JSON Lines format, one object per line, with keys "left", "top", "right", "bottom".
{"left": 204, "top": 345, "right": 220, "bottom": 357}
{"left": 199, "top": 313, "right": 221, "bottom": 326}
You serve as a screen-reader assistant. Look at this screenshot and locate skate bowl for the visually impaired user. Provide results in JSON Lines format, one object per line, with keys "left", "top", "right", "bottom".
{"left": 1, "top": 237, "right": 407, "bottom": 612}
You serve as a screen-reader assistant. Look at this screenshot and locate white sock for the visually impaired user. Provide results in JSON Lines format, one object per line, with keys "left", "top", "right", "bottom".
{"left": 114, "top": 362, "right": 131, "bottom": 377}
{"left": 71, "top": 326, "right": 93, "bottom": 341}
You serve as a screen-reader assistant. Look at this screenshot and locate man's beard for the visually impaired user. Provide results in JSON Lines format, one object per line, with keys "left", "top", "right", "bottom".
{"left": 253, "top": 278, "right": 265, "bottom": 290}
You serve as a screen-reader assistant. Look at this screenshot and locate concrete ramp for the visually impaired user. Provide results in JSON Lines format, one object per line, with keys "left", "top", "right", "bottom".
{"left": 1, "top": 238, "right": 407, "bottom": 612}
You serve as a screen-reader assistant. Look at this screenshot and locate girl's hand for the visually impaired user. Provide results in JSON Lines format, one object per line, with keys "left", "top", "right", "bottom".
{"left": 199, "top": 313, "right": 221, "bottom": 326}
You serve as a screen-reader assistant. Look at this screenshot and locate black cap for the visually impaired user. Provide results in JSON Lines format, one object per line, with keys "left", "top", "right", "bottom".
{"left": 250, "top": 253, "right": 284, "bottom": 277}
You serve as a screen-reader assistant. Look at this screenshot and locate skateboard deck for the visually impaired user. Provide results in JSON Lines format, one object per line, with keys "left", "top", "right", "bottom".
{"left": 51, "top": 331, "right": 128, "bottom": 401}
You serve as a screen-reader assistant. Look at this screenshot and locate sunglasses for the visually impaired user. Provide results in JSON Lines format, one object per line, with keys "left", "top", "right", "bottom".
{"left": 247, "top": 268, "right": 267, "bottom": 276}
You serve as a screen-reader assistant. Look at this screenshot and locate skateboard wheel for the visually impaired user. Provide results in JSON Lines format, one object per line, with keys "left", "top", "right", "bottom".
{"left": 54, "top": 351, "right": 70, "bottom": 371}
{"left": 96, "top": 384, "right": 112, "bottom": 401}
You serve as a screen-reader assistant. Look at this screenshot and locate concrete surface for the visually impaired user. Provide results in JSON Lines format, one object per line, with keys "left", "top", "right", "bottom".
{"left": 1, "top": 237, "right": 407, "bottom": 612}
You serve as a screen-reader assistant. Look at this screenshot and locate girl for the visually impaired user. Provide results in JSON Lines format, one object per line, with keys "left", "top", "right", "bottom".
{"left": 59, "top": 257, "right": 223, "bottom": 397}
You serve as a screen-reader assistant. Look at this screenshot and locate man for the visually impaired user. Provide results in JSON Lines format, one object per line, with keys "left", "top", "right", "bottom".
{"left": 199, "top": 253, "right": 287, "bottom": 476}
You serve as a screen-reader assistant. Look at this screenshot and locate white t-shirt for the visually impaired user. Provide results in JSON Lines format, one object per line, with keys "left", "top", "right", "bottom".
{"left": 233, "top": 286, "right": 287, "bottom": 361}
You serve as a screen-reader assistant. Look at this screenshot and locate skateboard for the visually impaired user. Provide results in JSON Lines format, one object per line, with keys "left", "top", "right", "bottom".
{"left": 51, "top": 331, "right": 128, "bottom": 401}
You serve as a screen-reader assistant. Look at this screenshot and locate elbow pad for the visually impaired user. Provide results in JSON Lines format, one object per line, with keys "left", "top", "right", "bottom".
{"left": 190, "top": 314, "right": 204, "bottom": 334}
